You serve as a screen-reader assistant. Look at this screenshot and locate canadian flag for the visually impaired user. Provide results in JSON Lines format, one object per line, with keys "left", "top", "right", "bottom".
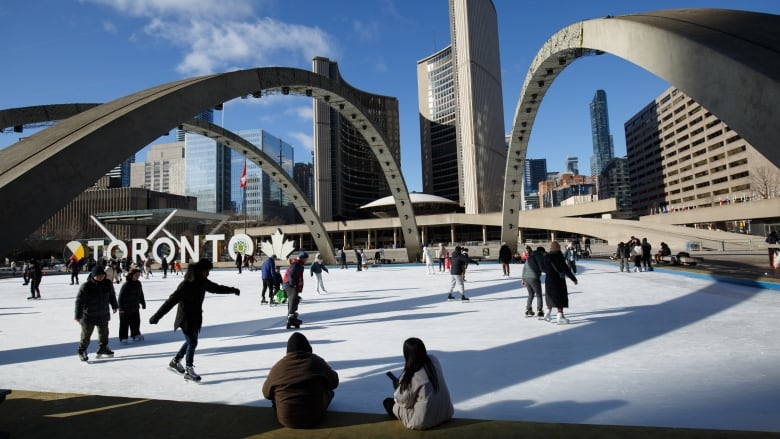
{"left": 239, "top": 159, "right": 247, "bottom": 189}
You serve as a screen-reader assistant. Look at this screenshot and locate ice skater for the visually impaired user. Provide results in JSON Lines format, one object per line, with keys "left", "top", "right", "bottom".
{"left": 117, "top": 268, "right": 146, "bottom": 344}
{"left": 74, "top": 265, "right": 118, "bottom": 361}
{"left": 148, "top": 260, "right": 240, "bottom": 382}
{"left": 282, "top": 251, "right": 309, "bottom": 328}
{"left": 310, "top": 254, "right": 329, "bottom": 294}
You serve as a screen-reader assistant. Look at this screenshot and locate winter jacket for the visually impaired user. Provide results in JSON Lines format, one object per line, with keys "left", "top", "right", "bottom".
{"left": 262, "top": 351, "right": 339, "bottom": 429}
{"left": 261, "top": 258, "right": 276, "bottom": 280}
{"left": 283, "top": 258, "right": 305, "bottom": 292}
{"left": 310, "top": 261, "right": 329, "bottom": 276}
{"left": 118, "top": 280, "right": 146, "bottom": 312}
{"left": 498, "top": 244, "right": 512, "bottom": 264}
{"left": 543, "top": 251, "right": 576, "bottom": 308}
{"left": 150, "top": 278, "right": 238, "bottom": 333}
{"left": 449, "top": 250, "right": 469, "bottom": 276}
{"left": 392, "top": 354, "right": 454, "bottom": 430}
{"left": 522, "top": 251, "right": 543, "bottom": 280}
{"left": 75, "top": 276, "right": 118, "bottom": 324}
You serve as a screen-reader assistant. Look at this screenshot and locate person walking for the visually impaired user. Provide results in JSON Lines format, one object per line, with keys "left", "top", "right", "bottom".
{"left": 262, "top": 332, "right": 339, "bottom": 429}
{"left": 541, "top": 241, "right": 578, "bottom": 324}
{"left": 564, "top": 242, "right": 577, "bottom": 274}
{"left": 522, "top": 246, "right": 545, "bottom": 317}
{"left": 446, "top": 246, "right": 469, "bottom": 302}
{"left": 235, "top": 252, "right": 243, "bottom": 274}
{"left": 117, "top": 268, "right": 146, "bottom": 344}
{"left": 260, "top": 255, "right": 276, "bottom": 304}
{"left": 310, "top": 254, "right": 329, "bottom": 294}
{"left": 438, "top": 245, "right": 448, "bottom": 273}
{"left": 630, "top": 237, "right": 643, "bottom": 272}
{"left": 148, "top": 260, "right": 240, "bottom": 382}
{"left": 354, "top": 248, "right": 362, "bottom": 272}
{"left": 339, "top": 248, "right": 347, "bottom": 269}
{"left": 143, "top": 257, "right": 154, "bottom": 279}
{"left": 498, "top": 242, "right": 512, "bottom": 279}
{"left": 75, "top": 265, "right": 118, "bottom": 361}
{"left": 27, "top": 259, "right": 43, "bottom": 300}
{"left": 282, "top": 251, "right": 309, "bottom": 329}
{"left": 382, "top": 337, "right": 453, "bottom": 430}
{"left": 173, "top": 260, "right": 182, "bottom": 275}
{"left": 68, "top": 256, "right": 81, "bottom": 285}
{"left": 616, "top": 242, "right": 629, "bottom": 272}
{"left": 641, "top": 238, "right": 653, "bottom": 271}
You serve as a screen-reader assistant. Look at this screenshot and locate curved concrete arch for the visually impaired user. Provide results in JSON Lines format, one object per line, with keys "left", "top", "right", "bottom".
{"left": 181, "top": 119, "right": 336, "bottom": 265}
{"left": 0, "top": 67, "right": 421, "bottom": 260}
{"left": 502, "top": 8, "right": 780, "bottom": 251}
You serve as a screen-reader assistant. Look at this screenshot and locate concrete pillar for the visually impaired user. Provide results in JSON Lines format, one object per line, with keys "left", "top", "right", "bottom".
{"left": 482, "top": 225, "right": 487, "bottom": 244}
{"left": 450, "top": 224, "right": 455, "bottom": 246}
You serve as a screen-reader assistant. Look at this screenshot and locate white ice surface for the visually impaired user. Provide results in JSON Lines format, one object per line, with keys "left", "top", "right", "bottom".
{"left": 2, "top": 260, "right": 779, "bottom": 432}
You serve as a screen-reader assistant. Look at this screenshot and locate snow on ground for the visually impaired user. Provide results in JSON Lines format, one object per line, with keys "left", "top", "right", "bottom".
{"left": 1, "top": 260, "right": 779, "bottom": 432}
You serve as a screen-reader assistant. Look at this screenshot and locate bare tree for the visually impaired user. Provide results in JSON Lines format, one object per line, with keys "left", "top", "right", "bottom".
{"left": 751, "top": 166, "right": 780, "bottom": 200}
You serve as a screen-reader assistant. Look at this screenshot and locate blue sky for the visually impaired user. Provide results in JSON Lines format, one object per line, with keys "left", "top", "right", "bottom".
{"left": 2, "top": 0, "right": 778, "bottom": 192}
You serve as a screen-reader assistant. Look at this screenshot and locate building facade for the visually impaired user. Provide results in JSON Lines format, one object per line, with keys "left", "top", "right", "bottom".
{"left": 522, "top": 158, "right": 547, "bottom": 210}
{"left": 598, "top": 157, "right": 632, "bottom": 217}
{"left": 417, "top": 0, "right": 506, "bottom": 214}
{"left": 312, "top": 57, "right": 401, "bottom": 221}
{"left": 294, "top": 162, "right": 314, "bottom": 204}
{"left": 565, "top": 156, "right": 579, "bottom": 175}
{"left": 589, "top": 89, "right": 614, "bottom": 178}
{"left": 625, "top": 86, "right": 780, "bottom": 216}
{"left": 130, "top": 141, "right": 186, "bottom": 195}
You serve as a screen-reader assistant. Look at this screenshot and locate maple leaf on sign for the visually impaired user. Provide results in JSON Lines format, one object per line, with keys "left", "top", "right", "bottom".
{"left": 260, "top": 228, "right": 296, "bottom": 260}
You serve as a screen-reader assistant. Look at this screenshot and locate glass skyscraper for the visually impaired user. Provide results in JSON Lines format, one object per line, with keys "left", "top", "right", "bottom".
{"left": 589, "top": 89, "right": 614, "bottom": 177}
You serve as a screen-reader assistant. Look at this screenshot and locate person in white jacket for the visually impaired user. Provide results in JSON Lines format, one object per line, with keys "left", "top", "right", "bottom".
{"left": 383, "top": 337, "right": 454, "bottom": 430}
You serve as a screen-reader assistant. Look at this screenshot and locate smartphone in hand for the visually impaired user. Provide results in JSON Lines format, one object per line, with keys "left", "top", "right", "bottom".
{"left": 386, "top": 371, "right": 399, "bottom": 389}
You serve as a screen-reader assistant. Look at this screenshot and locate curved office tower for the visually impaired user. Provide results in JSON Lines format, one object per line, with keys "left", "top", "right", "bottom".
{"left": 312, "top": 57, "right": 401, "bottom": 221}
{"left": 418, "top": 0, "right": 506, "bottom": 214}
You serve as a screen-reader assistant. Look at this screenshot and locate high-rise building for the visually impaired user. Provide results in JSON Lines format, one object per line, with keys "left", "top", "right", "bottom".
{"left": 565, "top": 156, "right": 579, "bottom": 175}
{"left": 312, "top": 57, "right": 401, "bottom": 221}
{"left": 589, "top": 90, "right": 614, "bottom": 178}
{"left": 599, "top": 157, "right": 632, "bottom": 217}
{"left": 417, "top": 0, "right": 506, "bottom": 214}
{"left": 102, "top": 156, "right": 134, "bottom": 188}
{"left": 625, "top": 86, "right": 780, "bottom": 215}
{"left": 230, "top": 129, "right": 295, "bottom": 223}
{"left": 521, "top": 159, "right": 547, "bottom": 210}
{"left": 130, "top": 141, "right": 185, "bottom": 195}
{"left": 294, "top": 162, "right": 314, "bottom": 204}
{"left": 183, "top": 109, "right": 232, "bottom": 214}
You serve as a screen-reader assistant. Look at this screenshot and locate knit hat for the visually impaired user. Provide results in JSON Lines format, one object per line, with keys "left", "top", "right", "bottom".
{"left": 298, "top": 251, "right": 309, "bottom": 260}
{"left": 286, "top": 332, "right": 312, "bottom": 353}
{"left": 91, "top": 265, "right": 106, "bottom": 277}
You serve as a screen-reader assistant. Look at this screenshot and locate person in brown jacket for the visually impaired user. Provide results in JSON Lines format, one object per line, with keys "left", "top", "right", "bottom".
{"left": 262, "top": 332, "right": 339, "bottom": 428}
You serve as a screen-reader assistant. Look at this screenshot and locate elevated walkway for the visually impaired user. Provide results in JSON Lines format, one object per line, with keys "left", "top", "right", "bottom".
{"left": 1, "top": 390, "right": 775, "bottom": 439}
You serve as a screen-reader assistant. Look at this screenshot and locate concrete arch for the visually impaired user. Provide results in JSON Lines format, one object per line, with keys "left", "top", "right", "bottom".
{"left": 502, "top": 8, "right": 780, "bottom": 251}
{"left": 0, "top": 68, "right": 421, "bottom": 260}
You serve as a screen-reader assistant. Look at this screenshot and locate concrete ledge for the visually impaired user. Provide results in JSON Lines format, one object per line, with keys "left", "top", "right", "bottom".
{"left": 1, "top": 390, "right": 776, "bottom": 439}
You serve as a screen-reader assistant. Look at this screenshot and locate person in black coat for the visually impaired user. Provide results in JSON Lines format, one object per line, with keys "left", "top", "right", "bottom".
{"left": 117, "top": 268, "right": 146, "bottom": 344}
{"left": 498, "top": 242, "right": 512, "bottom": 278}
{"left": 446, "top": 246, "right": 469, "bottom": 301}
{"left": 149, "top": 259, "right": 240, "bottom": 381}
{"left": 27, "top": 259, "right": 43, "bottom": 300}
{"left": 75, "top": 265, "right": 118, "bottom": 360}
{"left": 542, "top": 241, "right": 577, "bottom": 324}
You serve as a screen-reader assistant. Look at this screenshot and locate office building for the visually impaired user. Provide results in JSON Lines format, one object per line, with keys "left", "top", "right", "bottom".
{"left": 522, "top": 158, "right": 547, "bottom": 210}
{"left": 599, "top": 157, "right": 632, "bottom": 217}
{"left": 294, "top": 162, "right": 314, "bottom": 204}
{"left": 625, "top": 86, "right": 780, "bottom": 215}
{"left": 312, "top": 57, "right": 401, "bottom": 221}
{"left": 417, "top": 0, "right": 506, "bottom": 214}
{"left": 565, "top": 156, "right": 579, "bottom": 175}
{"left": 590, "top": 90, "right": 614, "bottom": 178}
{"left": 130, "top": 141, "right": 186, "bottom": 196}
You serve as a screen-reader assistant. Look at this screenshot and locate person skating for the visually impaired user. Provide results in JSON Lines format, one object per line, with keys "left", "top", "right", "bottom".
{"left": 541, "top": 241, "right": 578, "bottom": 324}
{"left": 446, "top": 246, "right": 469, "bottom": 301}
{"left": 148, "top": 260, "right": 240, "bottom": 382}
{"left": 262, "top": 332, "right": 339, "bottom": 429}
{"left": 27, "top": 259, "right": 43, "bottom": 300}
{"left": 310, "top": 254, "right": 329, "bottom": 294}
{"left": 117, "top": 268, "right": 146, "bottom": 344}
{"left": 498, "top": 242, "right": 512, "bottom": 279}
{"left": 74, "top": 265, "right": 118, "bottom": 361}
{"left": 521, "top": 246, "right": 545, "bottom": 317}
{"left": 282, "top": 251, "right": 309, "bottom": 328}
{"left": 260, "top": 255, "right": 276, "bottom": 304}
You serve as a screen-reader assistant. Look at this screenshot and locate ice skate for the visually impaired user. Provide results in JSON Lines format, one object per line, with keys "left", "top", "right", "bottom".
{"left": 132, "top": 334, "right": 144, "bottom": 341}
{"left": 120, "top": 339, "right": 129, "bottom": 345}
{"left": 96, "top": 347, "right": 114, "bottom": 358}
{"left": 541, "top": 309, "right": 552, "bottom": 321}
{"left": 169, "top": 358, "right": 185, "bottom": 374}
{"left": 261, "top": 298, "right": 268, "bottom": 304}
{"left": 461, "top": 296, "right": 470, "bottom": 302}
{"left": 556, "top": 313, "right": 569, "bottom": 325}
{"left": 525, "top": 308, "right": 535, "bottom": 317}
{"left": 286, "top": 313, "right": 302, "bottom": 329}
{"left": 447, "top": 294, "right": 454, "bottom": 301}
{"left": 184, "top": 366, "right": 201, "bottom": 382}
{"left": 536, "top": 310, "right": 544, "bottom": 318}
{"left": 78, "top": 349, "right": 88, "bottom": 362}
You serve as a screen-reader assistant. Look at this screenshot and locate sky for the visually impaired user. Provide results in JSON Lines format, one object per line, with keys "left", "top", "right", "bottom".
{"left": 2, "top": 0, "right": 779, "bottom": 192}
{"left": 1, "top": 259, "right": 780, "bottom": 432}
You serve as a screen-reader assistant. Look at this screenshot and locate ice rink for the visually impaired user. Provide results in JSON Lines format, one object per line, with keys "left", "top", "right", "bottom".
{"left": 1, "top": 259, "right": 779, "bottom": 433}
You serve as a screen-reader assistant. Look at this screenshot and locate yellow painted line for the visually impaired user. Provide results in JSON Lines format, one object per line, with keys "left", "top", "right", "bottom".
{"left": 45, "top": 399, "right": 149, "bottom": 418}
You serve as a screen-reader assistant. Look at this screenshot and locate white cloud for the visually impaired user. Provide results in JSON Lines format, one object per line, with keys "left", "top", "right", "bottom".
{"left": 352, "top": 19, "right": 379, "bottom": 41}
{"left": 287, "top": 131, "right": 313, "bottom": 155}
{"left": 82, "top": 0, "right": 254, "bottom": 20}
{"left": 102, "top": 21, "right": 118, "bottom": 34}
{"left": 284, "top": 105, "right": 313, "bottom": 121}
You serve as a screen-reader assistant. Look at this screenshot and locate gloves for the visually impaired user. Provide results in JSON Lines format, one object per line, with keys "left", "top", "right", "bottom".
{"left": 149, "top": 315, "right": 159, "bottom": 324}
{"left": 233, "top": 288, "right": 241, "bottom": 296}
